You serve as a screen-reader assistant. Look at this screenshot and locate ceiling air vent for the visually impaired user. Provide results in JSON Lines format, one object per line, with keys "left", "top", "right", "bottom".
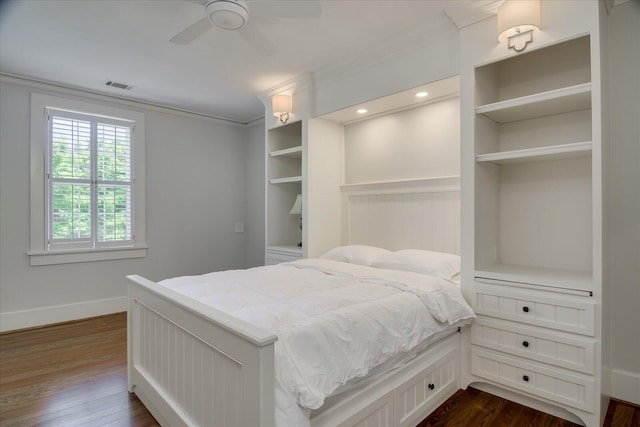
{"left": 105, "top": 80, "right": 132, "bottom": 90}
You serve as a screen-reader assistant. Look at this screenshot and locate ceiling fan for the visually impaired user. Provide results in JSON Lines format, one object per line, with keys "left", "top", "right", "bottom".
{"left": 171, "top": 0, "right": 322, "bottom": 55}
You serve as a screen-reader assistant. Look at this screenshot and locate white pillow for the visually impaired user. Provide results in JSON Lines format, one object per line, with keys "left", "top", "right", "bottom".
{"left": 371, "top": 249, "right": 461, "bottom": 280}
{"left": 320, "top": 245, "right": 391, "bottom": 266}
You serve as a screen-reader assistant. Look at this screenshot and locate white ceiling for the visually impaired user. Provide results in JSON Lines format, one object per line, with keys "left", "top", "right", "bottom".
{"left": 0, "top": 0, "right": 494, "bottom": 124}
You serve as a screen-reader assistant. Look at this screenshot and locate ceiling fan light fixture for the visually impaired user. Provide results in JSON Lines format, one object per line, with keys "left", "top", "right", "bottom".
{"left": 206, "top": 0, "right": 249, "bottom": 30}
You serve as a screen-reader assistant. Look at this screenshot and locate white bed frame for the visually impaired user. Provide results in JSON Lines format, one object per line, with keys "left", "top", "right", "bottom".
{"left": 128, "top": 176, "right": 462, "bottom": 427}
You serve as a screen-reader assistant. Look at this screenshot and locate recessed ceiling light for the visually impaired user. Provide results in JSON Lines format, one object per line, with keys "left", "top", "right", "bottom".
{"left": 357, "top": 108, "right": 368, "bottom": 114}
{"left": 416, "top": 92, "right": 428, "bottom": 98}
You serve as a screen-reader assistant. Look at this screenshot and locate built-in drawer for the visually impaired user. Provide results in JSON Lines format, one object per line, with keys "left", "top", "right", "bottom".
{"left": 335, "top": 390, "right": 394, "bottom": 427}
{"left": 471, "top": 317, "right": 596, "bottom": 374}
{"left": 333, "top": 338, "right": 458, "bottom": 427}
{"left": 395, "top": 351, "right": 458, "bottom": 427}
{"left": 474, "top": 282, "right": 595, "bottom": 336}
{"left": 471, "top": 347, "right": 595, "bottom": 412}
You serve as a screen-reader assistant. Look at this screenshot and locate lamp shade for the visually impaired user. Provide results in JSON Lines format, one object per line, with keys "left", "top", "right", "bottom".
{"left": 497, "top": 0, "right": 540, "bottom": 42}
{"left": 272, "top": 94, "right": 292, "bottom": 117}
{"left": 289, "top": 194, "right": 302, "bottom": 215}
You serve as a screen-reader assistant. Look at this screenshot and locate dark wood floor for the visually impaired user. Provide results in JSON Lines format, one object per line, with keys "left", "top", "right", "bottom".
{"left": 1, "top": 313, "right": 638, "bottom": 427}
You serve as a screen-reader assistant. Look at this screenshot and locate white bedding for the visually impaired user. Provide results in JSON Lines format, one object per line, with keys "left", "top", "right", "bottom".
{"left": 159, "top": 258, "right": 474, "bottom": 427}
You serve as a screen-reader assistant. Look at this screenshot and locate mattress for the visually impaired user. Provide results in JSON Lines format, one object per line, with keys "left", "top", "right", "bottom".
{"left": 159, "top": 258, "right": 474, "bottom": 427}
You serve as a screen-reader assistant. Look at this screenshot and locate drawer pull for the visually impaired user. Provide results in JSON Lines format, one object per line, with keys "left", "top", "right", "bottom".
{"left": 523, "top": 375, "right": 530, "bottom": 382}
{"left": 427, "top": 383, "right": 435, "bottom": 391}
{"left": 522, "top": 341, "right": 530, "bottom": 348}
{"left": 522, "top": 306, "right": 530, "bottom": 313}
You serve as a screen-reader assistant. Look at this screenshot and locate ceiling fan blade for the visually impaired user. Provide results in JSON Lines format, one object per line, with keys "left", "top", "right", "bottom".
{"left": 170, "top": 17, "right": 213, "bottom": 45}
{"left": 250, "top": 1, "right": 322, "bottom": 19}
{"left": 239, "top": 21, "right": 277, "bottom": 56}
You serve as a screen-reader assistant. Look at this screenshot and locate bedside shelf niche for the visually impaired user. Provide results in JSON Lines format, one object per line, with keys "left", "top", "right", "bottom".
{"left": 266, "top": 121, "right": 303, "bottom": 252}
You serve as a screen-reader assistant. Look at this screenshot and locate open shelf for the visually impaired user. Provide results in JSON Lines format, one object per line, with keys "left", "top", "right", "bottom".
{"left": 476, "top": 141, "right": 592, "bottom": 164}
{"left": 269, "top": 176, "right": 302, "bottom": 184}
{"left": 476, "top": 83, "right": 591, "bottom": 124}
{"left": 270, "top": 146, "right": 302, "bottom": 158}
{"left": 266, "top": 245, "right": 302, "bottom": 255}
{"left": 475, "top": 264, "right": 592, "bottom": 292}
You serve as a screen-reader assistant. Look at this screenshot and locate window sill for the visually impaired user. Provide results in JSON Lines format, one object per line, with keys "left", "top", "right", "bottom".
{"left": 28, "top": 246, "right": 148, "bottom": 266}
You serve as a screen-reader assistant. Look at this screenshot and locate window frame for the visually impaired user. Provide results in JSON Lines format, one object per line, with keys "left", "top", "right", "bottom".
{"left": 29, "top": 93, "right": 147, "bottom": 266}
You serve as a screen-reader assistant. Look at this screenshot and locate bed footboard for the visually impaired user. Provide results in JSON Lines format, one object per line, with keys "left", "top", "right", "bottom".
{"left": 127, "top": 275, "right": 278, "bottom": 427}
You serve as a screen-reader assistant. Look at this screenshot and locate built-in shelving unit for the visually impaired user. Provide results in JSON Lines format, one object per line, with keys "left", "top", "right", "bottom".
{"left": 265, "top": 121, "right": 303, "bottom": 258}
{"left": 473, "top": 35, "right": 594, "bottom": 290}
{"left": 461, "top": 14, "right": 610, "bottom": 425}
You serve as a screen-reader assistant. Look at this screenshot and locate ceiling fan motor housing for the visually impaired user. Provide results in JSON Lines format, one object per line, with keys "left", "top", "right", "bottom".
{"left": 205, "top": 0, "right": 249, "bottom": 30}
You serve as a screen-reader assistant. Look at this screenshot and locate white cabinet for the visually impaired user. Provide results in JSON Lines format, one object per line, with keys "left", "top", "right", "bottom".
{"left": 460, "top": 3, "right": 609, "bottom": 426}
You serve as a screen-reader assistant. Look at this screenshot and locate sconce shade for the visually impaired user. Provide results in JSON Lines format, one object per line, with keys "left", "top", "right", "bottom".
{"left": 497, "top": 0, "right": 540, "bottom": 42}
{"left": 272, "top": 94, "right": 292, "bottom": 117}
{"left": 289, "top": 194, "right": 302, "bottom": 215}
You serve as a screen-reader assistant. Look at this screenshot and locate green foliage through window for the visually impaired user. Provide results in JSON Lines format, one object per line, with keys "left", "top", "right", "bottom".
{"left": 48, "top": 111, "right": 134, "bottom": 247}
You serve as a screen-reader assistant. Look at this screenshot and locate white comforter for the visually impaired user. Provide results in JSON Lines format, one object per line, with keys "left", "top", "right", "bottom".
{"left": 159, "top": 258, "right": 474, "bottom": 427}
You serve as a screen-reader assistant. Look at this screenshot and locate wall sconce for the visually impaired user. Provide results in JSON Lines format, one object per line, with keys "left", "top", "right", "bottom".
{"left": 497, "top": 0, "right": 540, "bottom": 53}
{"left": 272, "top": 94, "right": 292, "bottom": 124}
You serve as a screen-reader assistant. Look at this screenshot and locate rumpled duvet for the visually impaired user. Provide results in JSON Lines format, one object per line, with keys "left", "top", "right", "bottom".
{"left": 159, "top": 258, "right": 475, "bottom": 427}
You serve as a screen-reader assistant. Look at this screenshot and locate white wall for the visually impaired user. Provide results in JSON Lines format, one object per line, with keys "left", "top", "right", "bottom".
{"left": 244, "top": 121, "right": 266, "bottom": 268}
{"left": 0, "top": 78, "right": 260, "bottom": 331}
{"left": 607, "top": 1, "right": 640, "bottom": 405}
{"left": 312, "top": 21, "right": 459, "bottom": 118}
{"left": 344, "top": 97, "right": 460, "bottom": 184}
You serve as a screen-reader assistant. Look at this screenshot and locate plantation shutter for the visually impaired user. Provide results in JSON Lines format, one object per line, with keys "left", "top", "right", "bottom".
{"left": 46, "top": 108, "right": 135, "bottom": 250}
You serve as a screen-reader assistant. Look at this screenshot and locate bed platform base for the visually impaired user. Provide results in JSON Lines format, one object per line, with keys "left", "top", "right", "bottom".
{"left": 127, "top": 274, "right": 461, "bottom": 427}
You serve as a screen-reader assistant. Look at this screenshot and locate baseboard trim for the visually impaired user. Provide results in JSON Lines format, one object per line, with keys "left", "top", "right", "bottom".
{"left": 611, "top": 368, "right": 640, "bottom": 406}
{"left": 0, "top": 296, "right": 128, "bottom": 332}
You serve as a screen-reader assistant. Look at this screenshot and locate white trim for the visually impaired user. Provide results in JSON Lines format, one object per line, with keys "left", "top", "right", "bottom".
{"left": 1, "top": 73, "right": 261, "bottom": 127}
{"left": 28, "top": 246, "right": 148, "bottom": 266}
{"left": 29, "top": 92, "right": 147, "bottom": 264}
{"left": 257, "top": 73, "right": 313, "bottom": 105}
{"left": 443, "top": 0, "right": 503, "bottom": 29}
{"left": 0, "top": 296, "right": 128, "bottom": 332}
{"left": 611, "top": 368, "right": 640, "bottom": 405}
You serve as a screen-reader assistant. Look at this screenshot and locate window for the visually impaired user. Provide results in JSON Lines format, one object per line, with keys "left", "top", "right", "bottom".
{"left": 30, "top": 93, "right": 146, "bottom": 265}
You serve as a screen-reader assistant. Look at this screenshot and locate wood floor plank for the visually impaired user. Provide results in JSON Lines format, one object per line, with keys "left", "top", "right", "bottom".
{"left": 2, "top": 313, "right": 639, "bottom": 427}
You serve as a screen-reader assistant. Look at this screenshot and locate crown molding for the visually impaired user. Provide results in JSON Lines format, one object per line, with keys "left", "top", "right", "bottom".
{"left": 0, "top": 73, "right": 263, "bottom": 128}
{"left": 605, "top": 0, "right": 631, "bottom": 14}
{"left": 257, "top": 73, "right": 313, "bottom": 106}
{"left": 444, "top": 0, "right": 504, "bottom": 29}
